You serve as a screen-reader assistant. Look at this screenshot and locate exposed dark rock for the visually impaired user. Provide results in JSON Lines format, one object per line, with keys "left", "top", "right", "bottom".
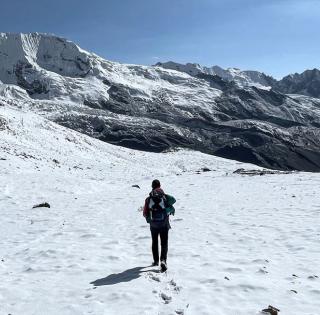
{"left": 233, "top": 168, "right": 292, "bottom": 176}
{"left": 14, "top": 61, "right": 49, "bottom": 95}
{"left": 32, "top": 202, "right": 51, "bottom": 209}
{"left": 274, "top": 69, "right": 320, "bottom": 98}
{"left": 17, "top": 152, "right": 37, "bottom": 159}
{"left": 196, "top": 72, "right": 231, "bottom": 90}
{"left": 102, "top": 78, "right": 111, "bottom": 85}
{"left": 0, "top": 116, "right": 7, "bottom": 130}
{"left": 262, "top": 305, "right": 280, "bottom": 315}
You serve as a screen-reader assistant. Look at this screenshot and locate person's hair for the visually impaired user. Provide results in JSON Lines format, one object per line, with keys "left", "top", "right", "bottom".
{"left": 152, "top": 179, "right": 161, "bottom": 189}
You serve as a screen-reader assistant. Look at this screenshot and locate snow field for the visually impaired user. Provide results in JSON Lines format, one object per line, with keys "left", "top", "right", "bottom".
{"left": 0, "top": 105, "right": 319, "bottom": 315}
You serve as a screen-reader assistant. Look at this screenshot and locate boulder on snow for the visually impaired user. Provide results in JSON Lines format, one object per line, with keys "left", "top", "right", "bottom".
{"left": 132, "top": 185, "right": 140, "bottom": 189}
{"left": 261, "top": 305, "right": 280, "bottom": 315}
{"left": 32, "top": 202, "right": 51, "bottom": 209}
{"left": 196, "top": 167, "right": 213, "bottom": 174}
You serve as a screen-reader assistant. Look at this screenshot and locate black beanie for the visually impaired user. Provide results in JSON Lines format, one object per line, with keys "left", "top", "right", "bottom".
{"left": 152, "top": 179, "right": 161, "bottom": 189}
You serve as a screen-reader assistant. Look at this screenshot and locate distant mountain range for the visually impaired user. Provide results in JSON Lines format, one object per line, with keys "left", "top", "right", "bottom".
{"left": 156, "top": 61, "right": 320, "bottom": 98}
{"left": 1, "top": 32, "right": 320, "bottom": 171}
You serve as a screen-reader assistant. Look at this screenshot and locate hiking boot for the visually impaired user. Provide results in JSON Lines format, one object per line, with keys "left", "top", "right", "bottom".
{"left": 152, "top": 261, "right": 159, "bottom": 267}
{"left": 160, "top": 260, "right": 167, "bottom": 272}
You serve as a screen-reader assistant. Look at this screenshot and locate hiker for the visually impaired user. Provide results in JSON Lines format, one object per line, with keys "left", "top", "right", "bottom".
{"left": 143, "top": 179, "right": 176, "bottom": 272}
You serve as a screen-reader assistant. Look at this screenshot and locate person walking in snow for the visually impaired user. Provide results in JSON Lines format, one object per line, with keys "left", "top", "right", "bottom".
{"left": 143, "top": 179, "right": 176, "bottom": 272}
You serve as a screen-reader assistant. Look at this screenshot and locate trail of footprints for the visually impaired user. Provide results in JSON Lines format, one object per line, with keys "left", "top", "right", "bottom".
{"left": 146, "top": 270, "right": 186, "bottom": 315}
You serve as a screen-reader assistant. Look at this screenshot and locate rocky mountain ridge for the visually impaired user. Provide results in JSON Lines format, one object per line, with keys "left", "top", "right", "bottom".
{"left": 156, "top": 61, "right": 320, "bottom": 99}
{"left": 155, "top": 61, "right": 277, "bottom": 90}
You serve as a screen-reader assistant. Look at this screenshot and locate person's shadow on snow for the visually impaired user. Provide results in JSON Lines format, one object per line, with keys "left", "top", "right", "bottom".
{"left": 90, "top": 266, "right": 156, "bottom": 286}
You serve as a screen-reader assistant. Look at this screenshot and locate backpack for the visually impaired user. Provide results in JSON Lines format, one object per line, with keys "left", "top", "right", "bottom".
{"left": 148, "top": 189, "right": 167, "bottom": 222}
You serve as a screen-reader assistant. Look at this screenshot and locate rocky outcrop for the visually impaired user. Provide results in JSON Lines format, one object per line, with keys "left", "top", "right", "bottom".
{"left": 0, "top": 115, "right": 7, "bottom": 130}
{"left": 274, "top": 69, "right": 320, "bottom": 98}
{"left": 14, "top": 61, "right": 49, "bottom": 95}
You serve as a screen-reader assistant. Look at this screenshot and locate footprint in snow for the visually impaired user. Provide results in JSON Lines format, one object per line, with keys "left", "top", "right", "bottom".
{"left": 147, "top": 273, "right": 161, "bottom": 282}
{"left": 135, "top": 235, "right": 149, "bottom": 240}
{"left": 169, "top": 279, "right": 182, "bottom": 293}
{"left": 160, "top": 292, "right": 172, "bottom": 304}
{"left": 80, "top": 233, "right": 96, "bottom": 239}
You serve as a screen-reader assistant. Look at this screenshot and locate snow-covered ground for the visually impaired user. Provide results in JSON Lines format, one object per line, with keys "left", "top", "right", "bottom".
{"left": 0, "top": 104, "right": 319, "bottom": 315}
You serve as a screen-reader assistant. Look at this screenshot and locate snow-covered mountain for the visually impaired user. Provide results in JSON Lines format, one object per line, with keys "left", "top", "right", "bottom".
{"left": 1, "top": 101, "right": 320, "bottom": 315}
{"left": 1, "top": 33, "right": 320, "bottom": 171}
{"left": 155, "top": 61, "right": 276, "bottom": 89}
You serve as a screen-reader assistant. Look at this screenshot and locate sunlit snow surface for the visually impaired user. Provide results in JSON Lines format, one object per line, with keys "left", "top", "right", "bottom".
{"left": 0, "top": 104, "right": 319, "bottom": 315}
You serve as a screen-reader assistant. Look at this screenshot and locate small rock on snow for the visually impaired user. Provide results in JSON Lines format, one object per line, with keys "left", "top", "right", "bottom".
{"left": 32, "top": 202, "right": 51, "bottom": 209}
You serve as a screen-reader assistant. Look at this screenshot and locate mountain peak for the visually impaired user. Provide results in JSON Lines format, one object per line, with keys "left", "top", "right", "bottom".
{"left": 0, "top": 32, "right": 92, "bottom": 85}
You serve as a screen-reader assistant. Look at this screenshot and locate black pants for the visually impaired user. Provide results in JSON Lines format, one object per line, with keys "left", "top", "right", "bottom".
{"left": 150, "top": 226, "right": 169, "bottom": 263}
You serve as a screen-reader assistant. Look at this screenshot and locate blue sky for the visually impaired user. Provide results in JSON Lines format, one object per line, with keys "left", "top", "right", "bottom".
{"left": 0, "top": 0, "right": 319, "bottom": 78}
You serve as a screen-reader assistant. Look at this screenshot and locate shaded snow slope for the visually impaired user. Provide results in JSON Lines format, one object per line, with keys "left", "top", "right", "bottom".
{"left": 1, "top": 102, "right": 320, "bottom": 315}
{"left": 1, "top": 33, "right": 320, "bottom": 171}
